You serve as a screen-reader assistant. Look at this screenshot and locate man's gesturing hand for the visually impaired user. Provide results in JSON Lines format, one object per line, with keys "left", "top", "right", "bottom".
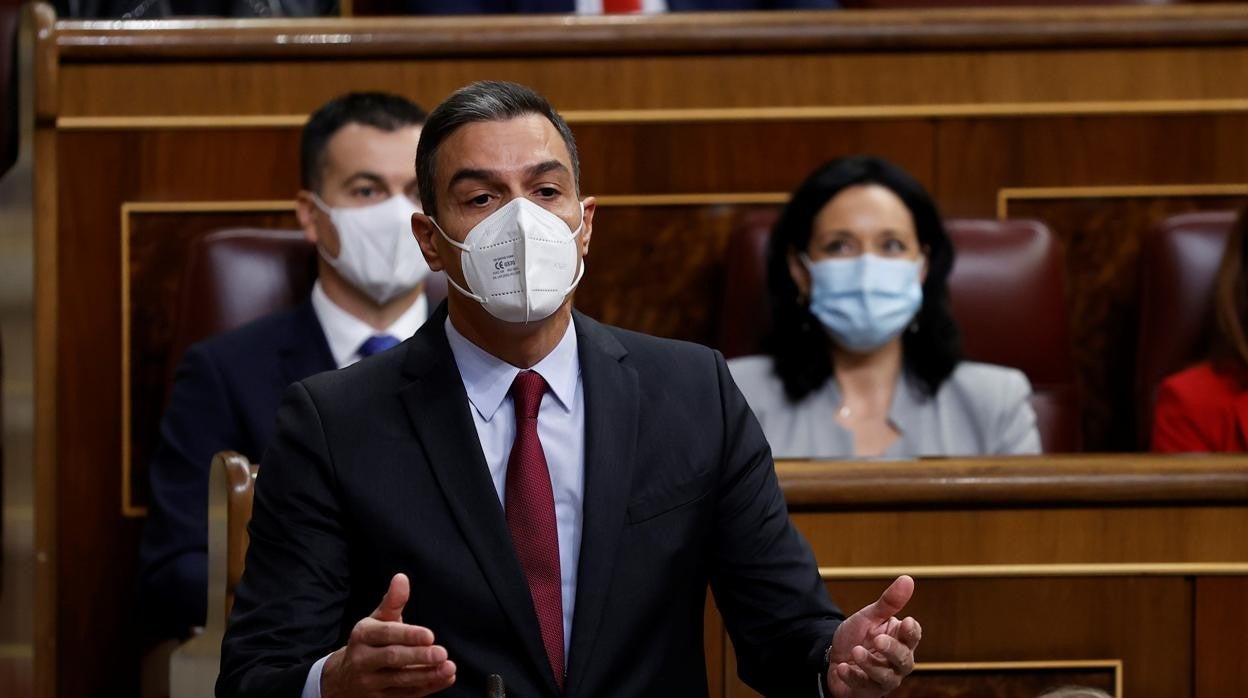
{"left": 825, "top": 575, "right": 922, "bottom": 697}
{"left": 322, "top": 573, "right": 456, "bottom": 698}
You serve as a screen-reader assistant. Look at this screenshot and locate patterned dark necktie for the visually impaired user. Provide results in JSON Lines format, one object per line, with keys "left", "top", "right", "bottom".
{"left": 505, "top": 370, "right": 564, "bottom": 689}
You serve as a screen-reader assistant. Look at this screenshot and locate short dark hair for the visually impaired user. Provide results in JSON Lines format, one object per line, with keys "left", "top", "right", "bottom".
{"left": 765, "top": 155, "right": 963, "bottom": 403}
{"left": 415, "top": 81, "right": 580, "bottom": 216}
{"left": 300, "top": 92, "right": 428, "bottom": 191}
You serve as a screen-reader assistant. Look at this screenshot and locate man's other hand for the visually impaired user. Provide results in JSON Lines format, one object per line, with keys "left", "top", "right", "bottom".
{"left": 825, "top": 575, "right": 921, "bottom": 697}
{"left": 322, "top": 573, "right": 457, "bottom": 697}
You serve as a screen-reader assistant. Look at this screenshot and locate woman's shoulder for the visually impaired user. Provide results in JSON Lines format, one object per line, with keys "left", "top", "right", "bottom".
{"left": 933, "top": 361, "right": 1041, "bottom": 454}
{"left": 1158, "top": 361, "right": 1241, "bottom": 406}
{"left": 943, "top": 361, "right": 1032, "bottom": 396}
{"left": 932, "top": 361, "right": 1033, "bottom": 424}
{"left": 726, "top": 355, "right": 789, "bottom": 406}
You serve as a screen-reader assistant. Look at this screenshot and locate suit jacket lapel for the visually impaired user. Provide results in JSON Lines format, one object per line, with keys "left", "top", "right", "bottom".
{"left": 278, "top": 301, "right": 336, "bottom": 386}
{"left": 397, "top": 304, "right": 560, "bottom": 694}
{"left": 565, "top": 311, "right": 639, "bottom": 697}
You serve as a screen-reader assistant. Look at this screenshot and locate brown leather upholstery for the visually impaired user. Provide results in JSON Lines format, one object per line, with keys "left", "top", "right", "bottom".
{"left": 167, "top": 228, "right": 448, "bottom": 386}
{"left": 1135, "top": 210, "right": 1238, "bottom": 447}
{"left": 718, "top": 211, "right": 1080, "bottom": 452}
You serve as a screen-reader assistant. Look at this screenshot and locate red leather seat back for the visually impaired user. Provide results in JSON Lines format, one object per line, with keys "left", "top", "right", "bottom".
{"left": 1135, "top": 210, "right": 1238, "bottom": 447}
{"left": 166, "top": 228, "right": 447, "bottom": 385}
{"left": 717, "top": 211, "right": 1080, "bottom": 452}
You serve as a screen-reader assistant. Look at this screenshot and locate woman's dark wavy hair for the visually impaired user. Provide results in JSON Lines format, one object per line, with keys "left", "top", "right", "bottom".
{"left": 765, "top": 155, "right": 963, "bottom": 403}
{"left": 1210, "top": 204, "right": 1248, "bottom": 382}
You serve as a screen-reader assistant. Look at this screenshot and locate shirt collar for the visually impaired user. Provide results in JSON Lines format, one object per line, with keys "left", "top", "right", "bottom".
{"left": 310, "top": 281, "right": 427, "bottom": 368}
{"left": 444, "top": 315, "right": 580, "bottom": 423}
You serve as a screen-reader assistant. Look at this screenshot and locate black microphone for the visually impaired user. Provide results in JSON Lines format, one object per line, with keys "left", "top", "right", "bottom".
{"left": 486, "top": 673, "right": 506, "bottom": 697}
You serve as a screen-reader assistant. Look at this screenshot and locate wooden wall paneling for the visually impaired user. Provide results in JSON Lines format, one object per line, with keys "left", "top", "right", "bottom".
{"left": 125, "top": 209, "right": 298, "bottom": 515}
{"left": 578, "top": 203, "right": 773, "bottom": 343}
{"left": 793, "top": 507, "right": 1248, "bottom": 566}
{"left": 31, "top": 6, "right": 1248, "bottom": 697}
{"left": 52, "top": 46, "right": 1248, "bottom": 122}
{"left": 715, "top": 456, "right": 1248, "bottom": 696}
{"left": 888, "top": 665, "right": 1118, "bottom": 698}
{"left": 572, "top": 120, "right": 935, "bottom": 196}
{"left": 933, "top": 114, "right": 1248, "bottom": 217}
{"left": 1193, "top": 576, "right": 1248, "bottom": 695}
{"left": 51, "top": 128, "right": 303, "bottom": 696}
{"left": 46, "top": 6, "right": 1248, "bottom": 62}
{"left": 1006, "top": 193, "right": 1248, "bottom": 450}
{"left": 54, "top": 129, "right": 140, "bottom": 698}
{"left": 934, "top": 114, "right": 1248, "bottom": 449}
{"left": 0, "top": 655, "right": 34, "bottom": 698}
{"left": 21, "top": 4, "right": 58, "bottom": 697}
{"left": 723, "top": 576, "right": 1189, "bottom": 696}
{"left": 830, "top": 577, "right": 1186, "bottom": 696}
{"left": 704, "top": 593, "right": 725, "bottom": 697}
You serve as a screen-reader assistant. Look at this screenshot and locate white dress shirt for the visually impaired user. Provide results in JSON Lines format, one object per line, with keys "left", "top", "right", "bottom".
{"left": 310, "top": 280, "right": 427, "bottom": 368}
{"left": 303, "top": 316, "right": 584, "bottom": 697}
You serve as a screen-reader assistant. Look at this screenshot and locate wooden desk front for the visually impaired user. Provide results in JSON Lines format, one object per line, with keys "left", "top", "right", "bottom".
{"left": 19, "top": 4, "right": 1248, "bottom": 695}
{"left": 707, "top": 456, "right": 1248, "bottom": 697}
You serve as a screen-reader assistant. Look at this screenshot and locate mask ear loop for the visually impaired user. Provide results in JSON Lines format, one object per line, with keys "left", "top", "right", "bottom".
{"left": 309, "top": 192, "right": 343, "bottom": 220}
{"left": 569, "top": 200, "right": 586, "bottom": 239}
{"left": 428, "top": 216, "right": 489, "bottom": 304}
{"left": 558, "top": 201, "right": 589, "bottom": 298}
{"left": 305, "top": 193, "right": 345, "bottom": 268}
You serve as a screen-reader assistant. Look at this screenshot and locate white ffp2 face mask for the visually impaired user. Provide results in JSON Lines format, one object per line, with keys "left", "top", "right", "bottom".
{"left": 313, "top": 194, "right": 430, "bottom": 305}
{"left": 431, "top": 197, "right": 586, "bottom": 324}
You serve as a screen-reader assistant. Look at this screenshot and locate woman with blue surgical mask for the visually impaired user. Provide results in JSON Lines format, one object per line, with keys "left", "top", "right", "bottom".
{"left": 727, "top": 156, "right": 1042, "bottom": 458}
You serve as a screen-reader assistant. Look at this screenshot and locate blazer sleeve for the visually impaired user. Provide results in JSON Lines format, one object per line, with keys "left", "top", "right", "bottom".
{"left": 217, "top": 381, "right": 352, "bottom": 698}
{"left": 137, "top": 343, "right": 242, "bottom": 640}
{"left": 1151, "top": 376, "right": 1216, "bottom": 453}
{"left": 707, "top": 349, "right": 843, "bottom": 696}
{"left": 991, "top": 369, "right": 1042, "bottom": 455}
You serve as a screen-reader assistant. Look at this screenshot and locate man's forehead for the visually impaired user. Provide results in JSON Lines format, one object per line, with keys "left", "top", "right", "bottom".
{"left": 323, "top": 122, "right": 422, "bottom": 173}
{"left": 438, "top": 115, "right": 572, "bottom": 179}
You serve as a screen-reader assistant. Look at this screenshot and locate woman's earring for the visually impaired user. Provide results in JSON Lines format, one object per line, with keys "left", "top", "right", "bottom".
{"left": 908, "top": 319, "right": 920, "bottom": 333}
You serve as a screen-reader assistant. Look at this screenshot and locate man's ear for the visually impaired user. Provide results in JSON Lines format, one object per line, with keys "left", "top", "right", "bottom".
{"left": 295, "top": 191, "right": 321, "bottom": 246}
{"left": 412, "top": 211, "right": 445, "bottom": 272}
{"left": 578, "top": 196, "right": 596, "bottom": 257}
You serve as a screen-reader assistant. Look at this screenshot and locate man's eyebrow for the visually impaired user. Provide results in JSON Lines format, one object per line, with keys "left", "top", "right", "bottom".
{"left": 447, "top": 167, "right": 499, "bottom": 190}
{"left": 528, "top": 160, "right": 570, "bottom": 179}
{"left": 339, "top": 171, "right": 386, "bottom": 187}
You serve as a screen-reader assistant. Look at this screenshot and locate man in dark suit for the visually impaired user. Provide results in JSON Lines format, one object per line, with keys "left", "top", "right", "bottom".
{"left": 219, "top": 81, "right": 919, "bottom": 698}
{"left": 137, "top": 92, "right": 431, "bottom": 643}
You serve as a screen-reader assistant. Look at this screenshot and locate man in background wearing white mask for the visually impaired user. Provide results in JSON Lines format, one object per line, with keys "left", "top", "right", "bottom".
{"left": 137, "top": 92, "right": 431, "bottom": 648}
{"left": 220, "top": 81, "right": 921, "bottom": 698}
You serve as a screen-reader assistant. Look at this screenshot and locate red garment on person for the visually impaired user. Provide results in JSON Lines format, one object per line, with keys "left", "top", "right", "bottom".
{"left": 1152, "top": 361, "right": 1248, "bottom": 452}
{"left": 604, "top": 0, "right": 643, "bottom": 12}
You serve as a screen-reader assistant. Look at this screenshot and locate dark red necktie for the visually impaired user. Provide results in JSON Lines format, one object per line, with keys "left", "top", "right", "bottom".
{"left": 506, "top": 370, "right": 564, "bottom": 689}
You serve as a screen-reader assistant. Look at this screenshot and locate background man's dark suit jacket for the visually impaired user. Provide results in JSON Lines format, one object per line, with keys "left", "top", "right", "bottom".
{"left": 137, "top": 302, "right": 336, "bottom": 640}
{"left": 218, "top": 304, "right": 843, "bottom": 697}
